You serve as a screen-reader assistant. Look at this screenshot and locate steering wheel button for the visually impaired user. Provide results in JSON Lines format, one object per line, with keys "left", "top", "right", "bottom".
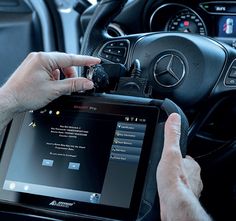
{"left": 103, "top": 48, "right": 126, "bottom": 57}
{"left": 225, "top": 77, "right": 236, "bottom": 86}
{"left": 101, "top": 53, "right": 113, "bottom": 61}
{"left": 112, "top": 56, "right": 123, "bottom": 63}
{"left": 118, "top": 42, "right": 125, "bottom": 46}
{"left": 107, "top": 42, "right": 115, "bottom": 47}
{"left": 229, "top": 67, "right": 236, "bottom": 78}
{"left": 107, "top": 42, "right": 119, "bottom": 47}
{"left": 106, "top": 41, "right": 128, "bottom": 47}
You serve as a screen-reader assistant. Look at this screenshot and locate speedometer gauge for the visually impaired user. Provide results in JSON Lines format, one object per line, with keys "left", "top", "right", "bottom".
{"left": 167, "top": 9, "right": 207, "bottom": 35}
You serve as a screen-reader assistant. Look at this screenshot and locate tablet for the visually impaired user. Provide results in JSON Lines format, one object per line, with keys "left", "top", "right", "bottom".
{"left": 0, "top": 95, "right": 160, "bottom": 220}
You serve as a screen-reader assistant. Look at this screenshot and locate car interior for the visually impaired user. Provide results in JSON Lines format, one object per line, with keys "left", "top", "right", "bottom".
{"left": 0, "top": 0, "right": 236, "bottom": 220}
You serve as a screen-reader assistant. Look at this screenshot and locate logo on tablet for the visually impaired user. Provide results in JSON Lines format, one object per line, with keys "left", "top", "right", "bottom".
{"left": 49, "top": 200, "right": 75, "bottom": 208}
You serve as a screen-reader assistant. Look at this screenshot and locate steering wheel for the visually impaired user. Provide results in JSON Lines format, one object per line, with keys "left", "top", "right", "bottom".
{"left": 80, "top": 0, "right": 236, "bottom": 143}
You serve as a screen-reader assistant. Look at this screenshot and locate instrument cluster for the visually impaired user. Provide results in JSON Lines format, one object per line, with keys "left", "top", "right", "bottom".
{"left": 149, "top": 1, "right": 236, "bottom": 47}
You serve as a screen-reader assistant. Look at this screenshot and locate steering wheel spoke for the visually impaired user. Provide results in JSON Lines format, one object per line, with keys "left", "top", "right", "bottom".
{"left": 94, "top": 34, "right": 153, "bottom": 65}
{"left": 212, "top": 52, "right": 236, "bottom": 96}
{"left": 96, "top": 38, "right": 131, "bottom": 65}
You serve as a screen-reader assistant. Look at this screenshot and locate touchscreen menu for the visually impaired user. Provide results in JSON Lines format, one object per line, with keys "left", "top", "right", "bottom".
{"left": 2, "top": 101, "right": 149, "bottom": 209}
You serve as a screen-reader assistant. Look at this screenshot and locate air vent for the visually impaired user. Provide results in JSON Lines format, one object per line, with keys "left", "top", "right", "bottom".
{"left": 107, "top": 23, "right": 125, "bottom": 37}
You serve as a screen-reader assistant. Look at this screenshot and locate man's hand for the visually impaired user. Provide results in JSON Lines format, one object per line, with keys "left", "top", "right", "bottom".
{"left": 156, "top": 113, "right": 212, "bottom": 221}
{"left": 1, "top": 52, "right": 100, "bottom": 111}
{"left": 157, "top": 113, "right": 203, "bottom": 201}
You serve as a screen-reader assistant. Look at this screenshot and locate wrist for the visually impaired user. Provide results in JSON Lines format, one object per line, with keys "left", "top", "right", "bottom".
{"left": 159, "top": 185, "right": 211, "bottom": 221}
{"left": 0, "top": 86, "right": 19, "bottom": 114}
{"left": 0, "top": 86, "right": 19, "bottom": 134}
{"left": 159, "top": 185, "right": 189, "bottom": 220}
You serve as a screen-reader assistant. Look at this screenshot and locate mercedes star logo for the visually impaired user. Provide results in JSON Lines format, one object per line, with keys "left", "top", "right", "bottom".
{"left": 153, "top": 53, "right": 186, "bottom": 87}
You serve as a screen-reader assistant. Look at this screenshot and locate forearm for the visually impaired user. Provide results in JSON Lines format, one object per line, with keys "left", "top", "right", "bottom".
{"left": 161, "top": 188, "right": 212, "bottom": 221}
{"left": 0, "top": 87, "right": 18, "bottom": 134}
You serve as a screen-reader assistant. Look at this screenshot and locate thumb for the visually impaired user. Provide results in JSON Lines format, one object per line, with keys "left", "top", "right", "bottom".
{"left": 162, "top": 113, "right": 182, "bottom": 159}
{"left": 54, "top": 77, "right": 94, "bottom": 95}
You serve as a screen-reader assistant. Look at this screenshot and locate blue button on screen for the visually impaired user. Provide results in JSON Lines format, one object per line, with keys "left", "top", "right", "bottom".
{"left": 42, "top": 159, "right": 54, "bottom": 167}
{"left": 68, "top": 162, "right": 80, "bottom": 170}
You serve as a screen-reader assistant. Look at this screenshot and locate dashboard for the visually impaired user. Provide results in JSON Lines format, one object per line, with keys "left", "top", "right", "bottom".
{"left": 148, "top": 1, "right": 236, "bottom": 48}
{"left": 150, "top": 3, "right": 209, "bottom": 36}
{"left": 96, "top": 0, "right": 236, "bottom": 49}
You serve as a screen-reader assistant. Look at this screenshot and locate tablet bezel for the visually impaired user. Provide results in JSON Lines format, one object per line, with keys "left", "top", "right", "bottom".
{"left": 0, "top": 95, "right": 160, "bottom": 221}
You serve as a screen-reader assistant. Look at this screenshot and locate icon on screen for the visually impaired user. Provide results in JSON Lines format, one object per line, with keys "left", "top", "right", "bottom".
{"left": 90, "top": 193, "right": 100, "bottom": 203}
{"left": 42, "top": 159, "right": 54, "bottom": 167}
{"left": 28, "top": 121, "right": 36, "bottom": 128}
{"left": 223, "top": 18, "right": 233, "bottom": 34}
{"left": 40, "top": 109, "right": 47, "bottom": 114}
{"left": 115, "top": 132, "right": 121, "bottom": 137}
{"left": 24, "top": 185, "right": 29, "bottom": 191}
{"left": 9, "top": 182, "right": 16, "bottom": 190}
{"left": 68, "top": 162, "right": 80, "bottom": 170}
{"left": 125, "top": 117, "right": 129, "bottom": 121}
{"left": 139, "top": 118, "right": 146, "bottom": 123}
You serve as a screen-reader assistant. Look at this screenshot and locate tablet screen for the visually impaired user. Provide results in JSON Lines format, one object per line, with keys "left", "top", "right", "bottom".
{"left": 0, "top": 96, "right": 159, "bottom": 220}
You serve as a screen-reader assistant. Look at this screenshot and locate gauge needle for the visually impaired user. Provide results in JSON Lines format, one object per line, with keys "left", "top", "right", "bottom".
{"left": 183, "top": 28, "right": 191, "bottom": 32}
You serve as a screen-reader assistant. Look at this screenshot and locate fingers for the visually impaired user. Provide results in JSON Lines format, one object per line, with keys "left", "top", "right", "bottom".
{"left": 162, "top": 113, "right": 182, "bottom": 160}
{"left": 185, "top": 155, "right": 194, "bottom": 161}
{"left": 51, "top": 67, "right": 78, "bottom": 80}
{"left": 183, "top": 156, "right": 203, "bottom": 198}
{"left": 26, "top": 52, "right": 100, "bottom": 72}
{"left": 62, "top": 66, "right": 77, "bottom": 78}
{"left": 47, "top": 52, "right": 101, "bottom": 69}
{"left": 54, "top": 77, "right": 94, "bottom": 95}
{"left": 51, "top": 69, "right": 60, "bottom": 80}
